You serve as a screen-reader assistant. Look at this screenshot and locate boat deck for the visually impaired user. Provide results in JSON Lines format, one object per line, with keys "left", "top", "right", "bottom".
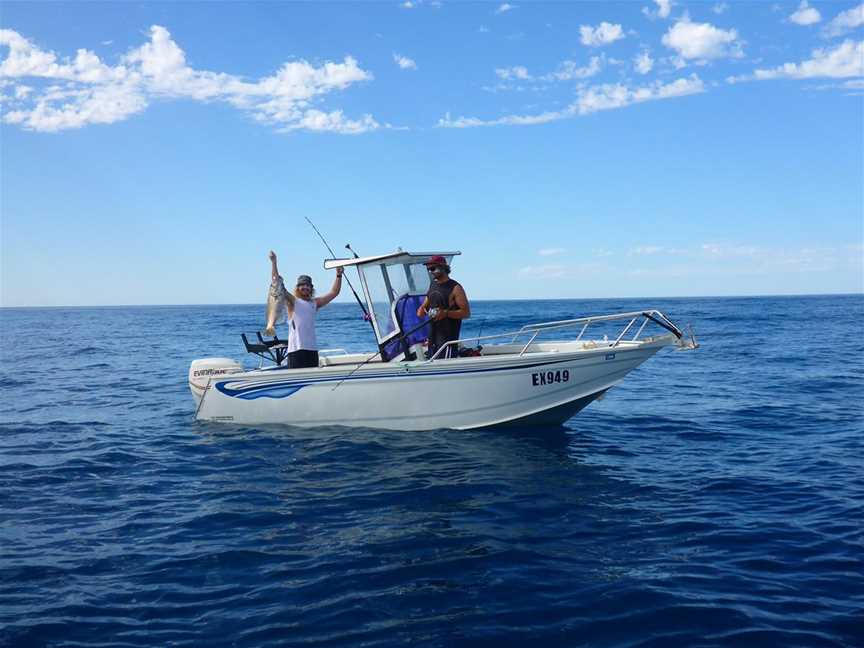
{"left": 314, "top": 336, "right": 671, "bottom": 368}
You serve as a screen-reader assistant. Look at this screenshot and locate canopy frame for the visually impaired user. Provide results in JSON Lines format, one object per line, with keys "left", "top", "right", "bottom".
{"left": 325, "top": 249, "right": 461, "bottom": 360}
{"left": 323, "top": 250, "right": 461, "bottom": 270}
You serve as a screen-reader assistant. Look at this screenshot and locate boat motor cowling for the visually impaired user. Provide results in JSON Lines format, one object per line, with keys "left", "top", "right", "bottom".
{"left": 189, "top": 358, "right": 243, "bottom": 403}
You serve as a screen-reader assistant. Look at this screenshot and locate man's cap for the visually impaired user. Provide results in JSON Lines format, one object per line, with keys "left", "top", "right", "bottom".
{"left": 425, "top": 255, "right": 447, "bottom": 267}
{"left": 296, "top": 274, "right": 313, "bottom": 286}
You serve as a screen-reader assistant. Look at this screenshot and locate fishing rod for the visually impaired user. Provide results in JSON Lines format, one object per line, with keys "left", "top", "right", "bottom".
{"left": 331, "top": 315, "right": 434, "bottom": 392}
{"left": 304, "top": 217, "right": 371, "bottom": 322}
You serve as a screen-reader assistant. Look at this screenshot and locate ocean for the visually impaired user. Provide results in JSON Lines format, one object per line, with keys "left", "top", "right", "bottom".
{"left": 1, "top": 295, "right": 862, "bottom": 647}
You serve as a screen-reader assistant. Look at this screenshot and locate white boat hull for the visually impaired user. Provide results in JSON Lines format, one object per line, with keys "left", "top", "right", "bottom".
{"left": 193, "top": 337, "right": 674, "bottom": 430}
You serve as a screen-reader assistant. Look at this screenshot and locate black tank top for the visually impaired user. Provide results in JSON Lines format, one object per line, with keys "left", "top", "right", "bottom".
{"left": 427, "top": 278, "right": 462, "bottom": 350}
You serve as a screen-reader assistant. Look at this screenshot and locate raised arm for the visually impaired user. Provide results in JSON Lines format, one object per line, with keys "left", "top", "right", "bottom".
{"left": 315, "top": 267, "right": 344, "bottom": 309}
{"left": 268, "top": 250, "right": 294, "bottom": 307}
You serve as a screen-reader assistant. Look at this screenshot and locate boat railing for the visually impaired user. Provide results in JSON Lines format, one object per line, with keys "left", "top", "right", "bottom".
{"left": 426, "top": 309, "right": 688, "bottom": 362}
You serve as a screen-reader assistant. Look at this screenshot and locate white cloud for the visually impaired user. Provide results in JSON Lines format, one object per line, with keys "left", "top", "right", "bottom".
{"left": 577, "top": 74, "right": 704, "bottom": 114}
{"left": 580, "top": 22, "right": 625, "bottom": 47}
{"left": 822, "top": 3, "right": 864, "bottom": 38}
{"left": 544, "top": 56, "right": 603, "bottom": 80}
{"left": 789, "top": 1, "right": 821, "bottom": 26}
{"left": 282, "top": 109, "right": 379, "bottom": 134}
{"left": 634, "top": 50, "right": 654, "bottom": 74}
{"left": 479, "top": 25, "right": 490, "bottom": 33}
{"left": 701, "top": 243, "right": 758, "bottom": 257}
{"left": 0, "top": 26, "right": 378, "bottom": 133}
{"left": 439, "top": 110, "right": 564, "bottom": 128}
{"left": 625, "top": 242, "right": 859, "bottom": 278}
{"left": 0, "top": 29, "right": 129, "bottom": 83}
{"left": 662, "top": 17, "right": 744, "bottom": 62}
{"left": 727, "top": 39, "right": 864, "bottom": 81}
{"left": 538, "top": 247, "right": 566, "bottom": 256}
{"left": 2, "top": 82, "right": 146, "bottom": 131}
{"left": 496, "top": 65, "right": 530, "bottom": 80}
{"left": 631, "top": 245, "right": 667, "bottom": 255}
{"left": 401, "top": 1, "right": 417, "bottom": 8}
{"left": 643, "top": 0, "right": 673, "bottom": 20}
{"left": 492, "top": 57, "right": 603, "bottom": 86}
{"left": 393, "top": 53, "right": 417, "bottom": 70}
{"left": 713, "top": 3, "right": 729, "bottom": 15}
{"left": 518, "top": 264, "right": 568, "bottom": 278}
{"left": 628, "top": 243, "right": 856, "bottom": 279}
{"left": 657, "top": 0, "right": 673, "bottom": 18}
{"left": 801, "top": 77, "right": 864, "bottom": 92}
{"left": 495, "top": 3, "right": 515, "bottom": 14}
{"left": 438, "top": 74, "right": 704, "bottom": 128}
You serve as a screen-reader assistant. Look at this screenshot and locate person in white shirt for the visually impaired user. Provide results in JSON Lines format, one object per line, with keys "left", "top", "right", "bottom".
{"left": 268, "top": 250, "right": 343, "bottom": 369}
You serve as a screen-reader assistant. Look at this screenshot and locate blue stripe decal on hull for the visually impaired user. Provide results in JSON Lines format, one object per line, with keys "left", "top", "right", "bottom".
{"left": 212, "top": 351, "right": 653, "bottom": 400}
{"left": 215, "top": 382, "right": 304, "bottom": 400}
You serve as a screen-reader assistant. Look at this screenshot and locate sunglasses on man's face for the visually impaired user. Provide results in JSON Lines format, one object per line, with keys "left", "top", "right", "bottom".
{"left": 297, "top": 284, "right": 313, "bottom": 289}
{"left": 427, "top": 266, "right": 442, "bottom": 273}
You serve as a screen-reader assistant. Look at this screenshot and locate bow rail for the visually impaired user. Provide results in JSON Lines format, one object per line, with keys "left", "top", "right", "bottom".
{"left": 427, "top": 309, "right": 696, "bottom": 361}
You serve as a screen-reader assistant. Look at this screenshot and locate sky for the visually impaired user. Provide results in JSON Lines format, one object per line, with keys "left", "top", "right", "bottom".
{"left": 1, "top": 0, "right": 862, "bottom": 307}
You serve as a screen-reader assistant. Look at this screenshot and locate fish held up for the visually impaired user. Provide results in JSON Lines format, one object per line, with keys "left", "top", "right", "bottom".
{"left": 264, "top": 275, "right": 289, "bottom": 337}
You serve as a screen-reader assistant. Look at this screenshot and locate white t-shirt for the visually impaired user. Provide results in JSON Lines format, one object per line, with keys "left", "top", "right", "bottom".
{"left": 287, "top": 298, "right": 317, "bottom": 352}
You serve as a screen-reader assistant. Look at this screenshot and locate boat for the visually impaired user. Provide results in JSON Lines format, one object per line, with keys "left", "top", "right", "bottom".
{"left": 189, "top": 250, "right": 697, "bottom": 430}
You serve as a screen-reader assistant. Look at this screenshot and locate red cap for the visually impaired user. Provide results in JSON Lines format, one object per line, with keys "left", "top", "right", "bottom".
{"left": 425, "top": 255, "right": 447, "bottom": 266}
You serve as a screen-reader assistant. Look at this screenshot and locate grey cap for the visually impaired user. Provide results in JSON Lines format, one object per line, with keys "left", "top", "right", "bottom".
{"left": 296, "top": 274, "right": 313, "bottom": 286}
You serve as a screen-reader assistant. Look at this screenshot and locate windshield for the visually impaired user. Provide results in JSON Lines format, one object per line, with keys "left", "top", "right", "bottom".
{"left": 359, "top": 260, "right": 438, "bottom": 344}
{"left": 362, "top": 265, "right": 397, "bottom": 340}
{"left": 389, "top": 262, "right": 431, "bottom": 298}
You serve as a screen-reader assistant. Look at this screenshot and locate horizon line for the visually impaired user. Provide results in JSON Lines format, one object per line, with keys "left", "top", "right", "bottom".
{"left": 1, "top": 291, "right": 862, "bottom": 309}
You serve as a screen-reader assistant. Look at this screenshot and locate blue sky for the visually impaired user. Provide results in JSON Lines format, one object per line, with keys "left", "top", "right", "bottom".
{"left": 1, "top": 0, "right": 862, "bottom": 306}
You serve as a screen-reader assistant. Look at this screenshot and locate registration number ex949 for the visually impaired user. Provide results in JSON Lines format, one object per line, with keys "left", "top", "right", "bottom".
{"left": 531, "top": 369, "right": 570, "bottom": 386}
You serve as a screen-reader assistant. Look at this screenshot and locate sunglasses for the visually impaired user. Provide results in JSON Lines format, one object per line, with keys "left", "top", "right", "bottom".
{"left": 297, "top": 283, "right": 313, "bottom": 289}
{"left": 427, "top": 266, "right": 443, "bottom": 273}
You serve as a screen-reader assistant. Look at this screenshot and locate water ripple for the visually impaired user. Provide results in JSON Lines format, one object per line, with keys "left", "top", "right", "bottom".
{"left": 1, "top": 297, "right": 863, "bottom": 646}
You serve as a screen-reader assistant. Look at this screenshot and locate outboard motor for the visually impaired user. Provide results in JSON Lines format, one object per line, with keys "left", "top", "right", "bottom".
{"left": 189, "top": 358, "right": 243, "bottom": 404}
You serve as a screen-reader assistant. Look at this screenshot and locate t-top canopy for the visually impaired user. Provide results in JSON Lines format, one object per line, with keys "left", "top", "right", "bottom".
{"left": 323, "top": 249, "right": 461, "bottom": 362}
{"left": 323, "top": 250, "right": 461, "bottom": 270}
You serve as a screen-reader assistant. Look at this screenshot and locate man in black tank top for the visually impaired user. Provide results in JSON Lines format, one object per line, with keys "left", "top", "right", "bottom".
{"left": 416, "top": 255, "right": 471, "bottom": 359}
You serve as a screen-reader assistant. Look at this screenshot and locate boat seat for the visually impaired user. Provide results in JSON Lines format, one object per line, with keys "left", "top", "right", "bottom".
{"left": 241, "top": 332, "right": 290, "bottom": 365}
{"left": 381, "top": 294, "right": 429, "bottom": 362}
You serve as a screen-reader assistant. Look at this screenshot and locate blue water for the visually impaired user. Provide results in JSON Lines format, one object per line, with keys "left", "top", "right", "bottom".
{"left": 1, "top": 295, "right": 862, "bottom": 647}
